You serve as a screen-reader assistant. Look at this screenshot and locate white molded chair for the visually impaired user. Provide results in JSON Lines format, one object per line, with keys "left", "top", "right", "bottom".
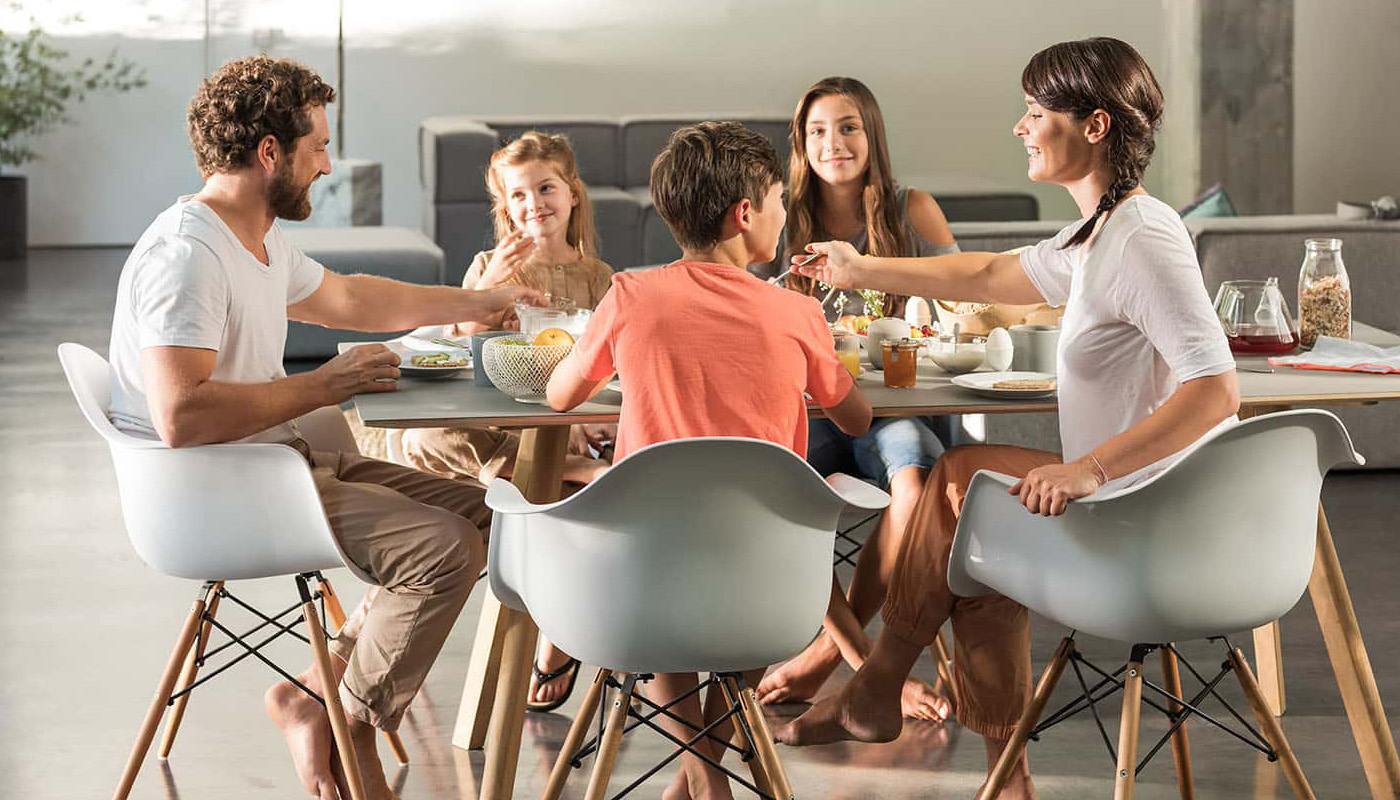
{"left": 486, "top": 436, "right": 891, "bottom": 800}
{"left": 951, "top": 409, "right": 1362, "bottom": 800}
{"left": 58, "top": 342, "right": 399, "bottom": 800}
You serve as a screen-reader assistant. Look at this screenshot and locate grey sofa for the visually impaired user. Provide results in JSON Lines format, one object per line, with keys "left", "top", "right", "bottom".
{"left": 949, "top": 215, "right": 1400, "bottom": 468}
{"left": 418, "top": 115, "right": 1042, "bottom": 280}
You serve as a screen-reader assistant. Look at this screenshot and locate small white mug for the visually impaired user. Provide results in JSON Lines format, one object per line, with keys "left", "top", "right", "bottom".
{"left": 1009, "top": 324, "right": 1059, "bottom": 374}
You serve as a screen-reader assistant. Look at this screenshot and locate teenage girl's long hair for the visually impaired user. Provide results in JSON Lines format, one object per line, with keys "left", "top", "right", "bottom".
{"left": 486, "top": 130, "right": 599, "bottom": 260}
{"left": 785, "top": 76, "right": 910, "bottom": 317}
{"left": 1021, "top": 37, "right": 1164, "bottom": 248}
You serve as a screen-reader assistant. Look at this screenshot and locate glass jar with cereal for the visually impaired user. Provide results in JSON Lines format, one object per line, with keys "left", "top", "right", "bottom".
{"left": 1297, "top": 237, "right": 1351, "bottom": 347}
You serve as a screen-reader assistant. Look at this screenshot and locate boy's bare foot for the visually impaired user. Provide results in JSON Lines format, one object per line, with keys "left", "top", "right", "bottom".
{"left": 661, "top": 769, "right": 692, "bottom": 800}
{"left": 755, "top": 636, "right": 841, "bottom": 705}
{"left": 265, "top": 672, "right": 339, "bottom": 799}
{"left": 773, "top": 665, "right": 903, "bottom": 746}
{"left": 901, "top": 677, "right": 952, "bottom": 722}
{"left": 977, "top": 772, "right": 1039, "bottom": 800}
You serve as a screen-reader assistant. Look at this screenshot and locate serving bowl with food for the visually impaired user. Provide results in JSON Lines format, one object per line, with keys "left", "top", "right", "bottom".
{"left": 480, "top": 328, "right": 575, "bottom": 402}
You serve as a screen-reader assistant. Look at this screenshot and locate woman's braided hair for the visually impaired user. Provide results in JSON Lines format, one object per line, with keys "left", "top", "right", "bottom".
{"left": 1022, "top": 38, "right": 1164, "bottom": 248}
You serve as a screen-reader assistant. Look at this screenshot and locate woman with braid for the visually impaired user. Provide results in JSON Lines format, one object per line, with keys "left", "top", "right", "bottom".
{"left": 774, "top": 38, "right": 1239, "bottom": 800}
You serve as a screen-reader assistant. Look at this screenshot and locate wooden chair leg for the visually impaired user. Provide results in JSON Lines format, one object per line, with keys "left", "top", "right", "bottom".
{"left": 112, "top": 585, "right": 214, "bottom": 800}
{"left": 1113, "top": 651, "right": 1146, "bottom": 800}
{"left": 302, "top": 579, "right": 367, "bottom": 800}
{"left": 1228, "top": 647, "right": 1319, "bottom": 800}
{"left": 724, "top": 678, "right": 775, "bottom": 799}
{"left": 933, "top": 628, "right": 960, "bottom": 713}
{"left": 1252, "top": 619, "right": 1286, "bottom": 717}
{"left": 736, "top": 683, "right": 794, "bottom": 800}
{"left": 541, "top": 668, "right": 610, "bottom": 800}
{"left": 976, "top": 637, "right": 1075, "bottom": 800}
{"left": 584, "top": 673, "right": 634, "bottom": 800}
{"left": 319, "top": 577, "right": 410, "bottom": 765}
{"left": 158, "top": 581, "right": 224, "bottom": 759}
{"left": 1160, "top": 646, "right": 1196, "bottom": 800}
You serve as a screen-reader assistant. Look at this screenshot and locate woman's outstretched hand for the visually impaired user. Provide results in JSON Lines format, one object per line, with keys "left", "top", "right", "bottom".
{"left": 791, "top": 240, "right": 866, "bottom": 289}
{"left": 1008, "top": 458, "right": 1103, "bottom": 516}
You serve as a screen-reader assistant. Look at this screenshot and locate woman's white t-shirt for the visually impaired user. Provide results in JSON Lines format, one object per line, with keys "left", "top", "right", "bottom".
{"left": 1019, "top": 194, "right": 1236, "bottom": 490}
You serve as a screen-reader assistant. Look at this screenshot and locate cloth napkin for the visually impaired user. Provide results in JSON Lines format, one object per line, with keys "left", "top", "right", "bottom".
{"left": 1270, "top": 336, "right": 1400, "bottom": 373}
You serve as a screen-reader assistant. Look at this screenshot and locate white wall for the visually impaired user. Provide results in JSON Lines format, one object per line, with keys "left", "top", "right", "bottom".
{"left": 14, "top": 0, "right": 1184, "bottom": 246}
{"left": 1293, "top": 0, "right": 1400, "bottom": 213}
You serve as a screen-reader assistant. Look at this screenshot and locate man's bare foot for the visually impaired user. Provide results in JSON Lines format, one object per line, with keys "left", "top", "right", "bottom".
{"left": 265, "top": 672, "right": 339, "bottom": 799}
{"left": 773, "top": 665, "right": 903, "bottom": 746}
{"left": 755, "top": 635, "right": 841, "bottom": 705}
{"left": 528, "top": 641, "right": 577, "bottom": 707}
{"left": 347, "top": 718, "right": 398, "bottom": 800}
{"left": 900, "top": 677, "right": 951, "bottom": 722}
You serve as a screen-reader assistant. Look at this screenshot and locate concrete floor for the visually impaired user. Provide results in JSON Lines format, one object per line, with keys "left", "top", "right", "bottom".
{"left": 2, "top": 247, "right": 1398, "bottom": 800}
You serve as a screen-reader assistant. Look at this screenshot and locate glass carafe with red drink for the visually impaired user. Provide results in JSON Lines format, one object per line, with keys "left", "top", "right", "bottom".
{"left": 1213, "top": 278, "right": 1299, "bottom": 354}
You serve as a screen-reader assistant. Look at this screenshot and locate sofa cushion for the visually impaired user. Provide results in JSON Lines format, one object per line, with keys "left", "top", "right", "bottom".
{"left": 420, "top": 117, "right": 497, "bottom": 204}
{"left": 934, "top": 193, "right": 1040, "bottom": 223}
{"left": 588, "top": 186, "right": 644, "bottom": 270}
{"left": 283, "top": 227, "right": 445, "bottom": 360}
{"left": 481, "top": 116, "right": 621, "bottom": 188}
{"left": 619, "top": 115, "right": 791, "bottom": 188}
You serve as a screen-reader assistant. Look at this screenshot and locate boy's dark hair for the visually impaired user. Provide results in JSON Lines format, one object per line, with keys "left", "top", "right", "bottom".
{"left": 187, "top": 55, "right": 335, "bottom": 176}
{"left": 649, "top": 121, "right": 783, "bottom": 251}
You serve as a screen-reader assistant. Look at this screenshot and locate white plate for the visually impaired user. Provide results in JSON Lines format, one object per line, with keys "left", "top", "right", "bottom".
{"left": 399, "top": 333, "right": 472, "bottom": 353}
{"left": 400, "top": 350, "right": 470, "bottom": 379}
{"left": 950, "top": 371, "right": 1057, "bottom": 399}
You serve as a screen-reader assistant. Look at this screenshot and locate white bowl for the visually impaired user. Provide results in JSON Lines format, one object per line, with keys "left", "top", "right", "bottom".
{"left": 928, "top": 340, "right": 986, "bottom": 374}
{"left": 481, "top": 337, "right": 573, "bottom": 402}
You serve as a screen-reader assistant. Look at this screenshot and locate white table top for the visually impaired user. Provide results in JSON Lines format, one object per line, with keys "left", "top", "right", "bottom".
{"left": 346, "top": 323, "right": 1400, "bottom": 429}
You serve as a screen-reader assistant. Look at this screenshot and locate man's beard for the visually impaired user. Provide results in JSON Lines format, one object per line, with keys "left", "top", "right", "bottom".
{"left": 269, "top": 160, "right": 314, "bottom": 221}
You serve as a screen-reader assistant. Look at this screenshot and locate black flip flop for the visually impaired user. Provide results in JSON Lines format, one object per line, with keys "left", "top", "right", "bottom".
{"left": 526, "top": 656, "right": 581, "bottom": 713}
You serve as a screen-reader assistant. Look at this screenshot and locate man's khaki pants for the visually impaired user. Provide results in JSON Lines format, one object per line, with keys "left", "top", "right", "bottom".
{"left": 301, "top": 445, "right": 490, "bottom": 732}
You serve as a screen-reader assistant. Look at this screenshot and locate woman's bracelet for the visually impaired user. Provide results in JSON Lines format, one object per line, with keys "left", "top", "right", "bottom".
{"left": 1087, "top": 453, "right": 1110, "bottom": 485}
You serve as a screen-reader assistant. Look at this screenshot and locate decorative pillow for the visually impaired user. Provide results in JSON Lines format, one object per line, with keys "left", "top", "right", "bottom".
{"left": 1180, "top": 183, "right": 1238, "bottom": 219}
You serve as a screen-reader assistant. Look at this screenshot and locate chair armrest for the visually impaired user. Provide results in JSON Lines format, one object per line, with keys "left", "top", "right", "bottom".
{"left": 824, "top": 473, "right": 892, "bottom": 511}
{"left": 484, "top": 478, "right": 571, "bottom": 515}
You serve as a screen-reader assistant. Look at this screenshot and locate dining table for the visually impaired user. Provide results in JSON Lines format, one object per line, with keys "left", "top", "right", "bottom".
{"left": 345, "top": 321, "right": 1400, "bottom": 800}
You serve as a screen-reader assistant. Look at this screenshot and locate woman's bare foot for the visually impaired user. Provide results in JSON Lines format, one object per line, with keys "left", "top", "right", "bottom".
{"left": 755, "top": 635, "right": 842, "bottom": 705}
{"left": 528, "top": 641, "right": 576, "bottom": 706}
{"left": 773, "top": 663, "right": 904, "bottom": 746}
{"left": 901, "top": 677, "right": 951, "bottom": 722}
{"left": 979, "top": 737, "right": 1039, "bottom": 800}
{"left": 265, "top": 671, "right": 339, "bottom": 799}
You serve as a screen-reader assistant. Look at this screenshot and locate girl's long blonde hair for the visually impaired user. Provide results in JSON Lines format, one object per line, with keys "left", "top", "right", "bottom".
{"left": 786, "top": 76, "right": 910, "bottom": 317}
{"left": 486, "top": 130, "right": 598, "bottom": 260}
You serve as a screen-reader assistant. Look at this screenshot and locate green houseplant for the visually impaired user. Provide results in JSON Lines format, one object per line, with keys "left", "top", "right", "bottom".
{"left": 0, "top": 9, "right": 146, "bottom": 257}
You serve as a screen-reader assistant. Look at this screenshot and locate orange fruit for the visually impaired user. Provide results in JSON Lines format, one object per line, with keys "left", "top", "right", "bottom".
{"left": 533, "top": 327, "right": 575, "bottom": 346}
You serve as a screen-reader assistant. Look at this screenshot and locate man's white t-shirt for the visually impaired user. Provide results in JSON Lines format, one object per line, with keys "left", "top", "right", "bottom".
{"left": 108, "top": 198, "right": 325, "bottom": 444}
{"left": 1019, "top": 194, "right": 1236, "bottom": 490}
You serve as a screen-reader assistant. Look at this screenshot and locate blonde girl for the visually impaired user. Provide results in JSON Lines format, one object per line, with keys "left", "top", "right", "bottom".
{"left": 402, "top": 130, "right": 613, "bottom": 712}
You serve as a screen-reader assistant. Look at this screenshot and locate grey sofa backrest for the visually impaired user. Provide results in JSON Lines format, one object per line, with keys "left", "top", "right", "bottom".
{"left": 618, "top": 115, "right": 793, "bottom": 187}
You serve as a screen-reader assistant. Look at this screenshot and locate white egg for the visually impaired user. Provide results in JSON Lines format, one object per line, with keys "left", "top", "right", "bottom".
{"left": 986, "top": 327, "right": 1014, "bottom": 371}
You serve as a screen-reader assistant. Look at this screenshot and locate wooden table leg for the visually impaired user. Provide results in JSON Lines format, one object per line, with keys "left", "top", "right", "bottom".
{"left": 452, "top": 589, "right": 510, "bottom": 750}
{"left": 476, "top": 425, "right": 570, "bottom": 800}
{"left": 1309, "top": 504, "right": 1400, "bottom": 800}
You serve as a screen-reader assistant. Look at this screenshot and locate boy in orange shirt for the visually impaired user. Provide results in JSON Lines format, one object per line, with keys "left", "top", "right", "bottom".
{"left": 547, "top": 121, "right": 870, "bottom": 800}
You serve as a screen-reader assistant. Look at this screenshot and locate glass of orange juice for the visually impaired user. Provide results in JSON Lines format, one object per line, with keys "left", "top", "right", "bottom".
{"left": 833, "top": 329, "right": 861, "bottom": 379}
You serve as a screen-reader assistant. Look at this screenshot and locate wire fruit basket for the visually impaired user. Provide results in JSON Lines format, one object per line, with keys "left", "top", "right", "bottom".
{"left": 480, "top": 337, "right": 573, "bottom": 403}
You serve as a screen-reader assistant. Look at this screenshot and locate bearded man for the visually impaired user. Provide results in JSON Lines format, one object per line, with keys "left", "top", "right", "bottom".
{"left": 107, "top": 55, "right": 537, "bottom": 799}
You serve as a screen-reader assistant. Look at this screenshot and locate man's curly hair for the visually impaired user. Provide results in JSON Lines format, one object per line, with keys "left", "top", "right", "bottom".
{"left": 187, "top": 56, "right": 335, "bottom": 175}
